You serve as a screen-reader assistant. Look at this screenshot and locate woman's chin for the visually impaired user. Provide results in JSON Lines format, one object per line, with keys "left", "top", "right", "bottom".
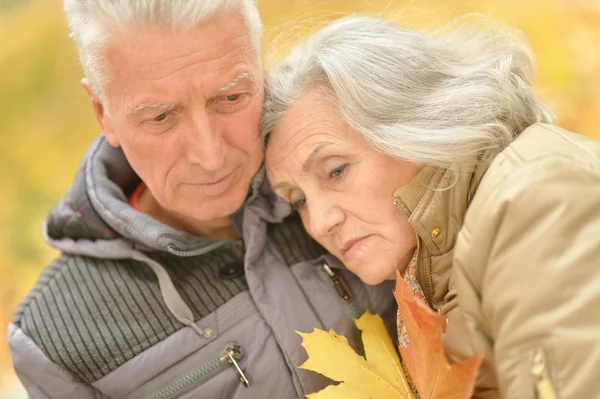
{"left": 386, "top": 270, "right": 398, "bottom": 280}
{"left": 356, "top": 268, "right": 393, "bottom": 286}
{"left": 343, "top": 255, "right": 397, "bottom": 285}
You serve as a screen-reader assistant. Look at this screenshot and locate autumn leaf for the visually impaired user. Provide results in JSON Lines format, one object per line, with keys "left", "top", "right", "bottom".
{"left": 297, "top": 313, "right": 414, "bottom": 399}
{"left": 355, "top": 312, "right": 413, "bottom": 394}
{"left": 394, "top": 271, "right": 484, "bottom": 399}
{"left": 298, "top": 278, "right": 484, "bottom": 399}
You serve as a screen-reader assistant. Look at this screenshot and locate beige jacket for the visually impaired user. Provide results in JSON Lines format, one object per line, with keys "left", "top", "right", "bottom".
{"left": 393, "top": 123, "right": 600, "bottom": 399}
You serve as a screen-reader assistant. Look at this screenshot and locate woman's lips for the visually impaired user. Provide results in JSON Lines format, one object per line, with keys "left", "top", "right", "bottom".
{"left": 340, "top": 235, "right": 372, "bottom": 261}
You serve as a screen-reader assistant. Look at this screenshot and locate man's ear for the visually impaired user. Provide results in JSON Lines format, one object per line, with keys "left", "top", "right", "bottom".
{"left": 81, "top": 78, "right": 120, "bottom": 148}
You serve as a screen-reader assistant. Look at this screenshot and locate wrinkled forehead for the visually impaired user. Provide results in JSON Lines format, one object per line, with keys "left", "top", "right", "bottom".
{"left": 101, "top": 11, "right": 261, "bottom": 99}
{"left": 266, "top": 91, "right": 346, "bottom": 169}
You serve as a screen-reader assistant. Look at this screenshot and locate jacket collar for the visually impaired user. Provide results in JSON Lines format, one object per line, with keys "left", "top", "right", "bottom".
{"left": 45, "top": 135, "right": 289, "bottom": 257}
{"left": 393, "top": 157, "right": 489, "bottom": 257}
{"left": 393, "top": 156, "right": 489, "bottom": 305}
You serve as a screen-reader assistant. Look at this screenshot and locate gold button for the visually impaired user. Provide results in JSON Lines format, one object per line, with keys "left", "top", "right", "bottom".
{"left": 393, "top": 197, "right": 400, "bottom": 206}
{"left": 431, "top": 227, "right": 441, "bottom": 239}
{"left": 202, "top": 328, "right": 214, "bottom": 339}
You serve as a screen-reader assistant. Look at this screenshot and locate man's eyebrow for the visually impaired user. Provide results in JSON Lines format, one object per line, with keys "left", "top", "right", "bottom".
{"left": 213, "top": 73, "right": 253, "bottom": 96}
{"left": 125, "top": 73, "right": 252, "bottom": 115}
{"left": 303, "top": 143, "right": 333, "bottom": 172}
{"left": 127, "top": 102, "right": 178, "bottom": 116}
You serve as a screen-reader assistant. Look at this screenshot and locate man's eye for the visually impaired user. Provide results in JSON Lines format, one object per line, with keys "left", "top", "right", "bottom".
{"left": 214, "top": 93, "right": 249, "bottom": 114}
{"left": 225, "top": 94, "right": 241, "bottom": 102}
{"left": 153, "top": 112, "right": 168, "bottom": 122}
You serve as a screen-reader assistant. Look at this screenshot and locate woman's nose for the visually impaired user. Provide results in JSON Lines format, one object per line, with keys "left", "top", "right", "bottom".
{"left": 308, "top": 200, "right": 344, "bottom": 238}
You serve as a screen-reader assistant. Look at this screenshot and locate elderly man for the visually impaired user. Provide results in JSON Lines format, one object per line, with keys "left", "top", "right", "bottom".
{"left": 7, "top": 1, "right": 396, "bottom": 398}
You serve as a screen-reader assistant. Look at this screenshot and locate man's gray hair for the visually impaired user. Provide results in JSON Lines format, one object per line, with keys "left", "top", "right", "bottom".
{"left": 64, "top": 0, "right": 262, "bottom": 100}
{"left": 262, "top": 15, "right": 556, "bottom": 170}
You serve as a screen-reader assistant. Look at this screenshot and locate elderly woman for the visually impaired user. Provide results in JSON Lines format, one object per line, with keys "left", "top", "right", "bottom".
{"left": 262, "top": 15, "right": 600, "bottom": 399}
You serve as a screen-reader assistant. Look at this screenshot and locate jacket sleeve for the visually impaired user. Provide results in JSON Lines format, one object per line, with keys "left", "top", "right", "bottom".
{"left": 454, "top": 159, "right": 600, "bottom": 398}
{"left": 8, "top": 323, "right": 109, "bottom": 399}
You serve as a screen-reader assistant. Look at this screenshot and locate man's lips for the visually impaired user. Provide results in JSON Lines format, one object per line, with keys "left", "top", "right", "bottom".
{"left": 188, "top": 168, "right": 237, "bottom": 186}
{"left": 200, "top": 173, "right": 232, "bottom": 186}
{"left": 183, "top": 167, "right": 238, "bottom": 196}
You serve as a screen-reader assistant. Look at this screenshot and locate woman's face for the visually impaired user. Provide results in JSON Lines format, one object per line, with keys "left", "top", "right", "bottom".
{"left": 265, "top": 89, "right": 423, "bottom": 285}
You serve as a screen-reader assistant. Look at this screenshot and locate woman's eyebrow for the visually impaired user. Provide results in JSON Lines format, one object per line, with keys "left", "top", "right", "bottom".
{"left": 271, "top": 181, "right": 294, "bottom": 191}
{"left": 302, "top": 143, "right": 333, "bottom": 172}
{"left": 272, "top": 142, "right": 334, "bottom": 190}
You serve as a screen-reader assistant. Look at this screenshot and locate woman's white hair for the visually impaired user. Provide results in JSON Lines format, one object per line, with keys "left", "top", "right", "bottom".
{"left": 64, "top": 0, "right": 262, "bottom": 100}
{"left": 262, "top": 15, "right": 556, "bottom": 170}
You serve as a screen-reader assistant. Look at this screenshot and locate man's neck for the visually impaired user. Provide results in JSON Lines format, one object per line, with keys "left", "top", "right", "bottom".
{"left": 137, "top": 185, "right": 240, "bottom": 241}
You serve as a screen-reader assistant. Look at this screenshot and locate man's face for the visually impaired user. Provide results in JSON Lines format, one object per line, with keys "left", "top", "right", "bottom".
{"left": 86, "top": 11, "right": 264, "bottom": 223}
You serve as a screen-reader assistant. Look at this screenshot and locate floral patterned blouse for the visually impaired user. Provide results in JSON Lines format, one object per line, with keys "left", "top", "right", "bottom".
{"left": 396, "top": 251, "right": 428, "bottom": 398}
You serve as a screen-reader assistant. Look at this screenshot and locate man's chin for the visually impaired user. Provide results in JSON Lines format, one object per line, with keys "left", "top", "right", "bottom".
{"left": 171, "top": 165, "right": 260, "bottom": 222}
{"left": 184, "top": 195, "right": 246, "bottom": 221}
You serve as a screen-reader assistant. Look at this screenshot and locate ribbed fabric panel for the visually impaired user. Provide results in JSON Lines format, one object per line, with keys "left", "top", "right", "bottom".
{"left": 14, "top": 212, "right": 322, "bottom": 383}
{"left": 15, "top": 254, "right": 205, "bottom": 383}
{"left": 268, "top": 212, "right": 325, "bottom": 265}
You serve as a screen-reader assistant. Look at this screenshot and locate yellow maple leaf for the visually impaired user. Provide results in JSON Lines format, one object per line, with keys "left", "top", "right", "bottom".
{"left": 355, "top": 313, "right": 414, "bottom": 395}
{"left": 297, "top": 312, "right": 415, "bottom": 399}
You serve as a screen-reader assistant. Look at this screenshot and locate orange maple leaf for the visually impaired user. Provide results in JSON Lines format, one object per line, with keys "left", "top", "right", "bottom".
{"left": 394, "top": 271, "right": 484, "bottom": 399}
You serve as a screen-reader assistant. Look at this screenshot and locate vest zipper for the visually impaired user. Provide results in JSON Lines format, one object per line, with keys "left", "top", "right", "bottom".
{"left": 414, "top": 232, "right": 422, "bottom": 284}
{"left": 531, "top": 348, "right": 558, "bottom": 399}
{"left": 322, "top": 263, "right": 360, "bottom": 319}
{"left": 147, "top": 343, "right": 250, "bottom": 399}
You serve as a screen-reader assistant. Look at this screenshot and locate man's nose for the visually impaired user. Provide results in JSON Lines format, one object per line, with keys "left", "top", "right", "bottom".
{"left": 308, "top": 200, "right": 344, "bottom": 238}
{"left": 185, "top": 110, "right": 227, "bottom": 172}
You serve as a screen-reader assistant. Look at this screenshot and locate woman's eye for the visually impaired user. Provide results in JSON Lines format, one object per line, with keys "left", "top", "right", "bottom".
{"left": 292, "top": 198, "right": 306, "bottom": 209}
{"left": 329, "top": 164, "right": 347, "bottom": 179}
{"left": 153, "top": 112, "right": 168, "bottom": 122}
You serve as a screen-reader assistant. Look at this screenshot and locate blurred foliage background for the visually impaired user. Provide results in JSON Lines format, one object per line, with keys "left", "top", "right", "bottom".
{"left": 0, "top": 0, "right": 598, "bottom": 396}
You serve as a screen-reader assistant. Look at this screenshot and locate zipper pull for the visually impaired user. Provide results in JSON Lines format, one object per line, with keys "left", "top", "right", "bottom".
{"left": 322, "top": 263, "right": 353, "bottom": 302}
{"left": 531, "top": 348, "right": 558, "bottom": 399}
{"left": 220, "top": 344, "right": 251, "bottom": 387}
